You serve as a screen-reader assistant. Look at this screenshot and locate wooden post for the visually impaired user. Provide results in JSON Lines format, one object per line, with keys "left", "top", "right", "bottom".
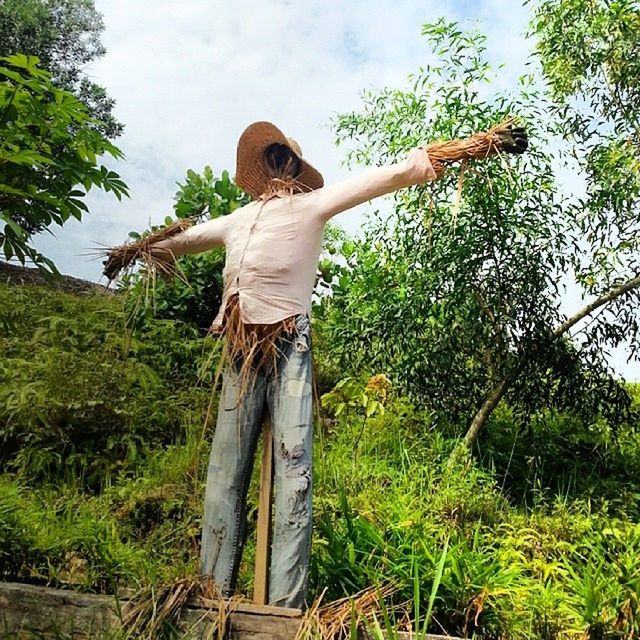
{"left": 253, "top": 415, "right": 273, "bottom": 605}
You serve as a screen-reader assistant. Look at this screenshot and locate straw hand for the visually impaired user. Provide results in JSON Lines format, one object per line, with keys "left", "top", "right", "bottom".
{"left": 497, "top": 124, "right": 528, "bottom": 154}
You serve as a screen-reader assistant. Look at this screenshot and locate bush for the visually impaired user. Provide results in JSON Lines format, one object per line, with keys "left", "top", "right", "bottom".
{"left": 480, "top": 404, "right": 640, "bottom": 516}
{"left": 0, "top": 283, "right": 214, "bottom": 487}
{"left": 2, "top": 283, "right": 640, "bottom": 639}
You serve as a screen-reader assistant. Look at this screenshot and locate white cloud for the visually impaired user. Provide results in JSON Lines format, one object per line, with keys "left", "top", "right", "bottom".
{"left": 33, "top": 0, "right": 533, "bottom": 277}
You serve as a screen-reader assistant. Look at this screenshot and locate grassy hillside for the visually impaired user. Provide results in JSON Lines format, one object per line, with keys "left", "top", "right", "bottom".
{"left": 1, "top": 280, "right": 640, "bottom": 638}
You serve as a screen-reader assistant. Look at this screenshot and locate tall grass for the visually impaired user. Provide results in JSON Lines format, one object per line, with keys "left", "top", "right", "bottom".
{"left": 1, "top": 282, "right": 640, "bottom": 638}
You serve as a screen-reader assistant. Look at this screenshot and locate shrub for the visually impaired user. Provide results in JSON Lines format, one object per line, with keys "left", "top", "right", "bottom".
{"left": 0, "top": 283, "right": 213, "bottom": 487}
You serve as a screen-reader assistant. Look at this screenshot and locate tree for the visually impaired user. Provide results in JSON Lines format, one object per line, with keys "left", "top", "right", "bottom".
{"left": 466, "top": 0, "right": 640, "bottom": 445}
{"left": 0, "top": 0, "right": 122, "bottom": 139}
{"left": 0, "top": 54, "right": 128, "bottom": 272}
{"left": 318, "top": 17, "right": 634, "bottom": 443}
{"left": 530, "top": 0, "right": 640, "bottom": 313}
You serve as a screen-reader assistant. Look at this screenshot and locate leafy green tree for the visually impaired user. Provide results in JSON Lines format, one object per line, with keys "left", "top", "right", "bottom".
{"left": 0, "top": 54, "right": 128, "bottom": 272}
{"left": 0, "top": 0, "right": 122, "bottom": 139}
{"left": 530, "top": 0, "right": 640, "bottom": 323}
{"left": 465, "top": 0, "right": 640, "bottom": 445}
{"left": 319, "top": 17, "right": 635, "bottom": 444}
{"left": 123, "top": 167, "right": 250, "bottom": 330}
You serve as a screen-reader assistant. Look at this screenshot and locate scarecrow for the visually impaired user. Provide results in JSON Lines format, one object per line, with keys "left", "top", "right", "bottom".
{"left": 103, "top": 120, "right": 528, "bottom": 609}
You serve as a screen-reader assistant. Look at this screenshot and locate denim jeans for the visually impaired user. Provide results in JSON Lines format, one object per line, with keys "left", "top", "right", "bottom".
{"left": 200, "top": 314, "right": 313, "bottom": 609}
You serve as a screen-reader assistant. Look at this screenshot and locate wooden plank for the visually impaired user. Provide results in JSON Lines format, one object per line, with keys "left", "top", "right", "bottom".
{"left": 191, "top": 596, "right": 300, "bottom": 618}
{"left": 179, "top": 607, "right": 300, "bottom": 640}
{"left": 0, "top": 582, "right": 117, "bottom": 639}
{"left": 0, "top": 582, "right": 463, "bottom": 640}
{"left": 0, "top": 581, "right": 298, "bottom": 640}
{"left": 253, "top": 415, "right": 274, "bottom": 606}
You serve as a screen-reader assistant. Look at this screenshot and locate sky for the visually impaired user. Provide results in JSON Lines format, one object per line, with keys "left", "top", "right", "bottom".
{"left": 33, "top": 0, "right": 533, "bottom": 278}
{"left": 28, "top": 0, "right": 638, "bottom": 378}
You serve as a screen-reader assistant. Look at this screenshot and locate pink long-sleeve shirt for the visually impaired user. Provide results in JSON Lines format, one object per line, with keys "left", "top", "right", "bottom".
{"left": 155, "top": 147, "right": 437, "bottom": 329}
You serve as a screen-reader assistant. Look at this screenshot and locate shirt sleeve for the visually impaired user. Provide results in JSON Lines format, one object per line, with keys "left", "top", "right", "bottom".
{"left": 151, "top": 216, "right": 227, "bottom": 258}
{"left": 314, "top": 147, "right": 437, "bottom": 222}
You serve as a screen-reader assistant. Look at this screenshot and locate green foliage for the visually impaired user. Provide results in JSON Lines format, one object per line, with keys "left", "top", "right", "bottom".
{"left": 0, "top": 282, "right": 216, "bottom": 590}
{"left": 0, "top": 476, "right": 150, "bottom": 591}
{"left": 0, "top": 282, "right": 211, "bottom": 488}
{"left": 481, "top": 404, "right": 640, "bottom": 514}
{"left": 532, "top": 0, "right": 640, "bottom": 133}
{"left": 326, "top": 19, "right": 564, "bottom": 418}
{"left": 531, "top": 0, "right": 640, "bottom": 352}
{"left": 172, "top": 167, "right": 248, "bottom": 221}
{"left": 319, "top": 16, "right": 633, "bottom": 438}
{"left": 123, "top": 167, "right": 249, "bottom": 329}
{"left": 0, "top": 54, "right": 128, "bottom": 273}
{"left": 312, "top": 376, "right": 640, "bottom": 638}
{"left": 321, "top": 373, "right": 390, "bottom": 420}
{"left": 1, "top": 283, "right": 639, "bottom": 638}
{"left": 0, "top": 480, "right": 42, "bottom": 577}
{"left": 0, "top": 0, "right": 122, "bottom": 139}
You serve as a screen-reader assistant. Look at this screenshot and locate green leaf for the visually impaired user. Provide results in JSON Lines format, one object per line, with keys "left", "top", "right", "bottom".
{"left": 0, "top": 53, "right": 128, "bottom": 274}
{"left": 0, "top": 214, "right": 25, "bottom": 239}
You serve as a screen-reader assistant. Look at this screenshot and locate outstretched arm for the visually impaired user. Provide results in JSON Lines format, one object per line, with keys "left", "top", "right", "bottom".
{"left": 102, "top": 215, "right": 227, "bottom": 281}
{"left": 315, "top": 122, "right": 528, "bottom": 222}
{"left": 152, "top": 216, "right": 227, "bottom": 257}
{"left": 315, "top": 147, "right": 438, "bottom": 222}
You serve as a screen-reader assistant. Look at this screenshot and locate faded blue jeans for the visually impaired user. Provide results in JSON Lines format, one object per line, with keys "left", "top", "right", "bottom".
{"left": 200, "top": 314, "right": 313, "bottom": 609}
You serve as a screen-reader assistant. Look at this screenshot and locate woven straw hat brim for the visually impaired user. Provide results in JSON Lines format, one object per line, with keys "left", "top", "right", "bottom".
{"left": 235, "top": 121, "right": 324, "bottom": 199}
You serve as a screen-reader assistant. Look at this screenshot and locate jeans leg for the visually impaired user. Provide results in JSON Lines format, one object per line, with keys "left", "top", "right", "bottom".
{"left": 200, "top": 365, "right": 265, "bottom": 596}
{"left": 266, "top": 316, "right": 314, "bottom": 608}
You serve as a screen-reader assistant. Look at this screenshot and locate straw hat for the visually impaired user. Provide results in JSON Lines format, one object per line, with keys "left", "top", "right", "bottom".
{"left": 235, "top": 121, "right": 324, "bottom": 199}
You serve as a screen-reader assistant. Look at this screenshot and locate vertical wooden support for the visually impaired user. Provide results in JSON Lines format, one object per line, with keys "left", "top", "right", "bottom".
{"left": 253, "top": 416, "right": 273, "bottom": 605}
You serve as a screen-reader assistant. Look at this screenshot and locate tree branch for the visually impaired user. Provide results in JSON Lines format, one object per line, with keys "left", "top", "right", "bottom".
{"left": 463, "top": 273, "right": 640, "bottom": 448}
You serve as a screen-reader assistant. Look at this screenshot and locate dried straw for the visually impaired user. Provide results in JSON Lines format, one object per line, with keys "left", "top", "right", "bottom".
{"left": 121, "top": 577, "right": 202, "bottom": 639}
{"left": 121, "top": 576, "right": 243, "bottom": 640}
{"left": 121, "top": 578, "right": 405, "bottom": 640}
{"left": 258, "top": 176, "right": 306, "bottom": 202}
{"left": 425, "top": 117, "right": 516, "bottom": 176}
{"left": 295, "top": 584, "right": 397, "bottom": 640}
{"left": 101, "top": 218, "right": 194, "bottom": 282}
{"left": 215, "top": 293, "right": 297, "bottom": 397}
